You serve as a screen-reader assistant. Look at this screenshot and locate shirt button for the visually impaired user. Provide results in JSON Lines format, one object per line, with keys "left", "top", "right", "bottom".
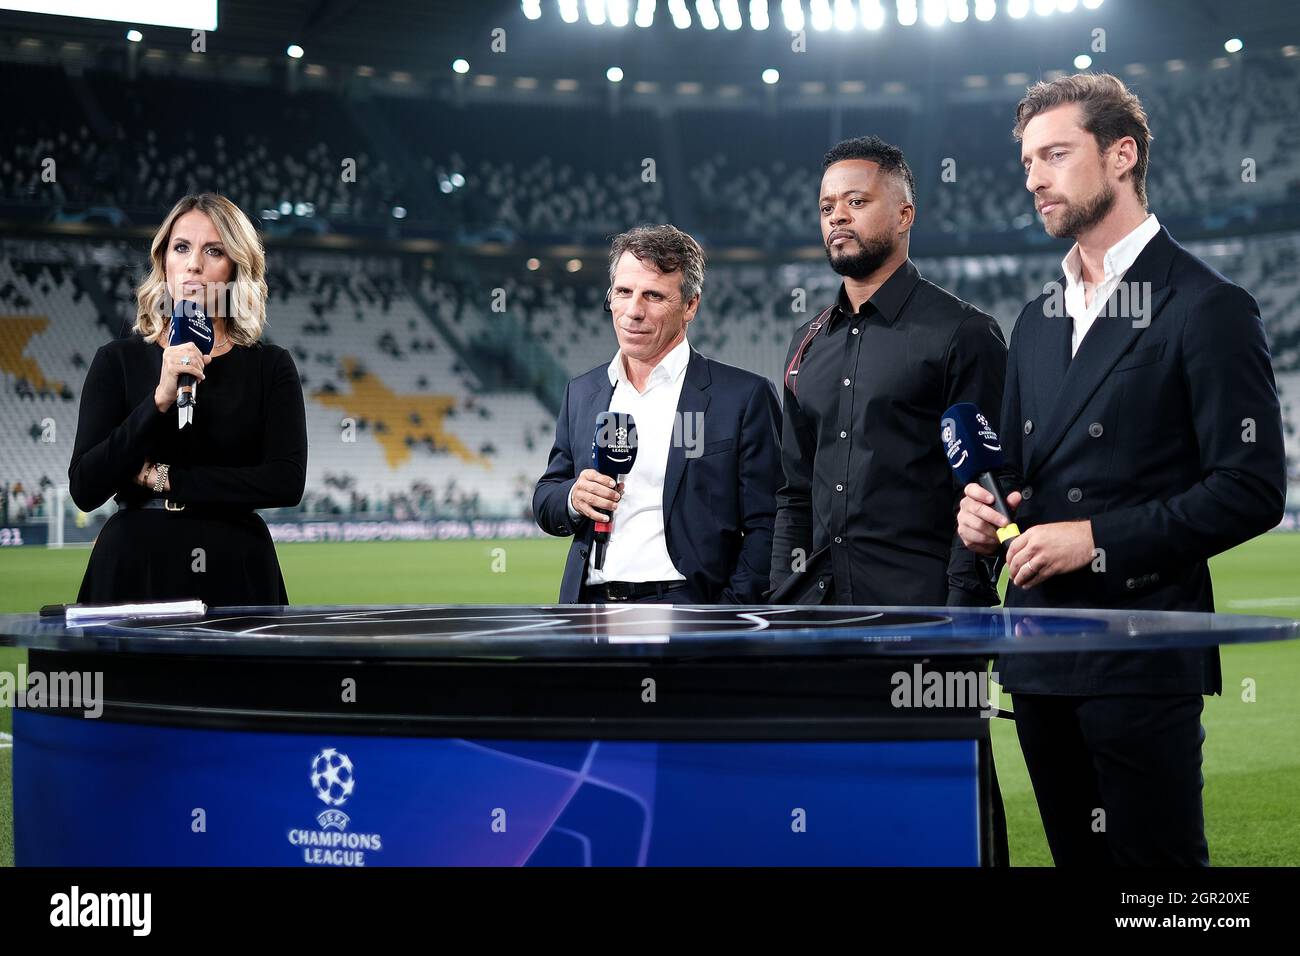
{"left": 843, "top": 378, "right": 851, "bottom": 386}
{"left": 836, "top": 484, "right": 844, "bottom": 492}
{"left": 1067, "top": 487, "right": 1083, "bottom": 502}
{"left": 834, "top": 536, "right": 843, "bottom": 544}
{"left": 1126, "top": 577, "right": 1136, "bottom": 590}
{"left": 851, "top": 328, "right": 860, "bottom": 335}
{"left": 1021, "top": 486, "right": 1033, "bottom": 500}
{"left": 1023, "top": 420, "right": 1034, "bottom": 435}
{"left": 839, "top": 431, "right": 847, "bottom": 439}
{"left": 1088, "top": 422, "right": 1104, "bottom": 438}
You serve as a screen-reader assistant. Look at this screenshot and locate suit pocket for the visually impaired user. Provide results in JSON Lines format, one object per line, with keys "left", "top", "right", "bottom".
{"left": 699, "top": 438, "right": 735, "bottom": 457}
{"left": 1113, "top": 340, "right": 1166, "bottom": 371}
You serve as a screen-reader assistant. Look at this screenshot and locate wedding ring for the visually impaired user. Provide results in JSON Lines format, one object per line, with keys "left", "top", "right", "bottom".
{"left": 180, "top": 356, "right": 191, "bottom": 365}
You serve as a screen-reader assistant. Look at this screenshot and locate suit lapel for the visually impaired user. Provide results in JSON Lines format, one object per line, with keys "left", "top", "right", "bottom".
{"left": 1027, "top": 228, "right": 1177, "bottom": 476}
{"left": 663, "top": 348, "right": 711, "bottom": 518}
{"left": 1028, "top": 285, "right": 1073, "bottom": 425}
{"left": 580, "top": 372, "right": 616, "bottom": 470}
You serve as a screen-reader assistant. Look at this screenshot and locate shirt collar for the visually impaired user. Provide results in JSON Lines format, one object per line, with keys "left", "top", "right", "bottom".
{"left": 607, "top": 336, "right": 692, "bottom": 390}
{"left": 1061, "top": 213, "right": 1161, "bottom": 288}
{"left": 832, "top": 258, "right": 920, "bottom": 327}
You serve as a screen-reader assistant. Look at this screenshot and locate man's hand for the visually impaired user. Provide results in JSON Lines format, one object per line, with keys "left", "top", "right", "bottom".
{"left": 571, "top": 469, "right": 623, "bottom": 522}
{"left": 1005, "top": 520, "right": 1095, "bottom": 589}
{"left": 957, "top": 482, "right": 1023, "bottom": 555}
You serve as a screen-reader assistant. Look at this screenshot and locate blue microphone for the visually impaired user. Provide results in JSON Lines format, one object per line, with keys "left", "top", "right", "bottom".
{"left": 941, "top": 402, "right": 1021, "bottom": 547}
{"left": 590, "top": 411, "right": 638, "bottom": 571}
{"left": 168, "top": 298, "right": 214, "bottom": 428}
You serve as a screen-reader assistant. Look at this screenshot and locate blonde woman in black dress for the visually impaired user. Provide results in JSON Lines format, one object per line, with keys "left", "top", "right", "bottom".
{"left": 69, "top": 192, "right": 307, "bottom": 605}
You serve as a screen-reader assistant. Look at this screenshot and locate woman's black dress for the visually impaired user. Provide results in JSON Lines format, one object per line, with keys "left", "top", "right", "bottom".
{"left": 69, "top": 334, "right": 307, "bottom": 606}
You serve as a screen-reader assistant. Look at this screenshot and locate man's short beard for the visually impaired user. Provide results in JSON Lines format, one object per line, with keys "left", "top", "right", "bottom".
{"left": 1046, "top": 179, "right": 1116, "bottom": 239}
{"left": 826, "top": 231, "right": 896, "bottom": 279}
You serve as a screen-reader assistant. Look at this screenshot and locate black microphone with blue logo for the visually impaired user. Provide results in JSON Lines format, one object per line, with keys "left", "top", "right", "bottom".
{"left": 168, "top": 298, "right": 214, "bottom": 429}
{"left": 590, "top": 411, "right": 638, "bottom": 571}
{"left": 941, "top": 402, "right": 1021, "bottom": 551}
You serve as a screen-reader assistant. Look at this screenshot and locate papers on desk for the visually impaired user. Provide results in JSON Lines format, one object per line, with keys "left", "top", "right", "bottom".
{"left": 65, "top": 600, "right": 207, "bottom": 625}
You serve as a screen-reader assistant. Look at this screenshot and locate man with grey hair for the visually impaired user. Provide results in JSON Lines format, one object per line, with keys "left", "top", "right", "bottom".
{"left": 534, "top": 224, "right": 783, "bottom": 604}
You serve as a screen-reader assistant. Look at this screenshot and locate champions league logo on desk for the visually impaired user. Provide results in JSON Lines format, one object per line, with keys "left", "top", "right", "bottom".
{"left": 286, "top": 747, "right": 384, "bottom": 866}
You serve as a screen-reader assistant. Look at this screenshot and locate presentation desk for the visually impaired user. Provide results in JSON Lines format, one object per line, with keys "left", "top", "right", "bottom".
{"left": 2, "top": 604, "right": 1295, "bottom": 867}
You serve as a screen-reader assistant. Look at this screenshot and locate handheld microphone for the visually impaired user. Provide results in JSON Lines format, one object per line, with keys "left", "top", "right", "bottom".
{"left": 941, "top": 402, "right": 1021, "bottom": 549}
{"left": 590, "top": 411, "right": 638, "bottom": 571}
{"left": 168, "top": 298, "right": 214, "bottom": 429}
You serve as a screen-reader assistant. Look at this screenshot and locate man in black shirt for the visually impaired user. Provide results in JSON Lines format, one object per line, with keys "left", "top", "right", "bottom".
{"left": 770, "top": 136, "right": 1009, "bottom": 607}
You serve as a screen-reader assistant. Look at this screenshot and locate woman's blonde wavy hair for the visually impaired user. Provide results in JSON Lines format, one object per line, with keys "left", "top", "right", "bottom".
{"left": 135, "top": 193, "right": 268, "bottom": 346}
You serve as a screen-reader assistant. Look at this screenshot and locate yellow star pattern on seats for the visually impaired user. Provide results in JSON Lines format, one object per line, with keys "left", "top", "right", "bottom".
{"left": 0, "top": 316, "right": 64, "bottom": 392}
{"left": 314, "top": 358, "right": 486, "bottom": 469}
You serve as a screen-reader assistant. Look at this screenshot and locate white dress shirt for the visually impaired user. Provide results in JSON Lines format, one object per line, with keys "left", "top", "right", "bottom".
{"left": 567, "top": 337, "right": 691, "bottom": 585}
{"left": 1061, "top": 213, "right": 1161, "bottom": 356}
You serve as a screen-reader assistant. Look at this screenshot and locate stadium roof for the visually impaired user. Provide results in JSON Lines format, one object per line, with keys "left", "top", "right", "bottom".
{"left": 2, "top": 0, "right": 1299, "bottom": 92}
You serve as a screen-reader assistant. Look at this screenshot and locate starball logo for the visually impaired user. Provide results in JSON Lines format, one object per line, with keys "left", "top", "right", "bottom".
{"left": 285, "top": 748, "right": 384, "bottom": 866}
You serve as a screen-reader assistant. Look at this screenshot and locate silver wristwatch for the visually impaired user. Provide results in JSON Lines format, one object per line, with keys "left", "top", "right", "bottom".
{"left": 152, "top": 463, "right": 170, "bottom": 494}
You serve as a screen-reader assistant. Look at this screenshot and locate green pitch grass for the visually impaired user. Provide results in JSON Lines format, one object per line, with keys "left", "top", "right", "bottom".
{"left": 1, "top": 535, "right": 1297, "bottom": 867}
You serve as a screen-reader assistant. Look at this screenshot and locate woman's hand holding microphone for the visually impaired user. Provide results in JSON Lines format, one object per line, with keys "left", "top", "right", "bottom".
{"left": 154, "top": 342, "right": 211, "bottom": 413}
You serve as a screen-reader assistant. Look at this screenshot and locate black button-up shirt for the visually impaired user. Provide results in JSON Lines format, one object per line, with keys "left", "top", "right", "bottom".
{"left": 770, "top": 259, "right": 1008, "bottom": 605}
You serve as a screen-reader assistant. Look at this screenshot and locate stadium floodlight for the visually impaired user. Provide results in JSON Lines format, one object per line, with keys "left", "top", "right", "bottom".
{"left": 126, "top": 29, "right": 143, "bottom": 42}
{"left": 1, "top": 0, "right": 216, "bottom": 30}
{"left": 279, "top": 201, "right": 293, "bottom": 215}
{"left": 391, "top": 206, "right": 407, "bottom": 219}
{"left": 1007, "top": 0, "right": 1029, "bottom": 18}
{"left": 898, "top": 0, "right": 918, "bottom": 26}
{"left": 750, "top": 0, "right": 770, "bottom": 29}
{"left": 781, "top": 0, "right": 805, "bottom": 32}
{"left": 1057, "top": 0, "right": 1077, "bottom": 10}
{"left": 974, "top": 0, "right": 995, "bottom": 20}
{"left": 607, "top": 65, "right": 624, "bottom": 81}
{"left": 721, "top": 0, "right": 743, "bottom": 28}
{"left": 609, "top": 0, "right": 630, "bottom": 25}
{"left": 566, "top": 258, "right": 583, "bottom": 272}
{"left": 922, "top": 0, "right": 946, "bottom": 26}
{"left": 762, "top": 67, "right": 780, "bottom": 83}
{"left": 286, "top": 44, "right": 305, "bottom": 59}
{"left": 635, "top": 0, "right": 656, "bottom": 26}
{"left": 1081, "top": 0, "right": 1102, "bottom": 8}
{"left": 450, "top": 173, "right": 465, "bottom": 187}
{"left": 1074, "top": 53, "right": 1091, "bottom": 68}
{"left": 452, "top": 58, "right": 470, "bottom": 73}
{"left": 833, "top": 0, "right": 855, "bottom": 31}
{"left": 521, "top": 0, "right": 542, "bottom": 19}
{"left": 559, "top": 0, "right": 580, "bottom": 23}
{"left": 526, "top": 258, "right": 541, "bottom": 271}
{"left": 696, "top": 0, "right": 721, "bottom": 29}
{"left": 862, "top": 0, "right": 885, "bottom": 28}
{"left": 585, "top": 0, "right": 608, "bottom": 25}
{"left": 948, "top": 0, "right": 968, "bottom": 23}
{"left": 1033, "top": 0, "right": 1056, "bottom": 15}
{"left": 810, "top": 0, "right": 832, "bottom": 30}
{"left": 669, "top": 0, "right": 692, "bottom": 26}
{"left": 1224, "top": 37, "right": 1243, "bottom": 53}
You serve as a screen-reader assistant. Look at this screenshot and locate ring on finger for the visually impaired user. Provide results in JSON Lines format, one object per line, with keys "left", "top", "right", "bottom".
{"left": 180, "top": 355, "right": 191, "bottom": 366}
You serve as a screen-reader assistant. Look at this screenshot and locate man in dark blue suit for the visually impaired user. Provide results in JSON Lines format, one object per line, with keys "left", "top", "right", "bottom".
{"left": 533, "top": 224, "right": 783, "bottom": 604}
{"left": 958, "top": 74, "right": 1287, "bottom": 865}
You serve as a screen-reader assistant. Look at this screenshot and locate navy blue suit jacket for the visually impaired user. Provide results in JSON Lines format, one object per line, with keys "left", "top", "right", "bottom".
{"left": 996, "top": 226, "right": 1287, "bottom": 696}
{"left": 533, "top": 346, "right": 783, "bottom": 604}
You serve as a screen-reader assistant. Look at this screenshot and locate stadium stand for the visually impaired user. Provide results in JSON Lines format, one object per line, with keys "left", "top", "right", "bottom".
{"left": 3, "top": 53, "right": 1300, "bottom": 529}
